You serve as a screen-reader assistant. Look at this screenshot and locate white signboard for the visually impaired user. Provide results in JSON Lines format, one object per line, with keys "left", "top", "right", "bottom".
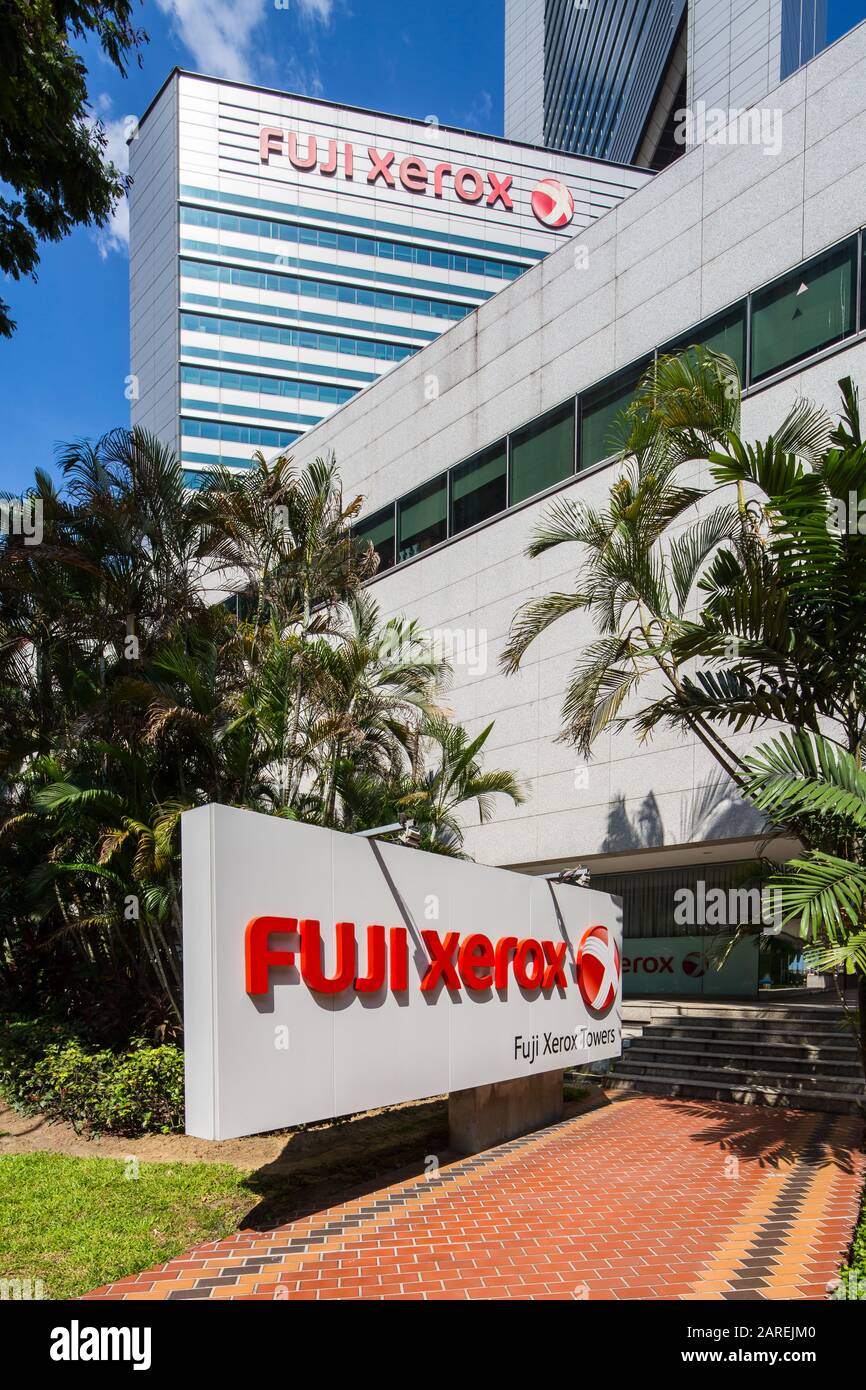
{"left": 182, "top": 804, "right": 623, "bottom": 1140}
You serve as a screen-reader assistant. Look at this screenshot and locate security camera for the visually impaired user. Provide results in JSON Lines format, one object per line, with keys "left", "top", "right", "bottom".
{"left": 398, "top": 819, "right": 421, "bottom": 848}
{"left": 558, "top": 866, "right": 590, "bottom": 887}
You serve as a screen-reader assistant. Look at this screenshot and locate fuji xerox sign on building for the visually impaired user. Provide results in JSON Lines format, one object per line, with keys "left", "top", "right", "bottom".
{"left": 129, "top": 71, "right": 650, "bottom": 480}
{"left": 182, "top": 804, "right": 622, "bottom": 1140}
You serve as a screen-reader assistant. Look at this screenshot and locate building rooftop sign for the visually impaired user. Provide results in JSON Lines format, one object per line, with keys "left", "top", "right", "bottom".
{"left": 182, "top": 804, "right": 622, "bottom": 1139}
{"left": 259, "top": 127, "right": 577, "bottom": 227}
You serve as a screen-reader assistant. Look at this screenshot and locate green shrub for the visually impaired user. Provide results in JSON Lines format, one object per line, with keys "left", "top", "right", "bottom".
{"left": 837, "top": 1186, "right": 866, "bottom": 1300}
{"left": 97, "top": 1044, "right": 184, "bottom": 1135}
{"left": 0, "top": 1016, "right": 77, "bottom": 1110}
{"left": 0, "top": 1018, "right": 184, "bottom": 1136}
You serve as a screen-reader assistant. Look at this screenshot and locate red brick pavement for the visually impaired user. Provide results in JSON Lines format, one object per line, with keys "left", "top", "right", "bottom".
{"left": 82, "top": 1096, "right": 865, "bottom": 1301}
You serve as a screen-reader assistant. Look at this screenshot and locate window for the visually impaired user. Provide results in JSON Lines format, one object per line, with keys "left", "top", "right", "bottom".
{"left": 450, "top": 441, "right": 507, "bottom": 535}
{"left": 398, "top": 475, "right": 447, "bottom": 561}
{"left": 178, "top": 204, "right": 525, "bottom": 280}
{"left": 659, "top": 301, "right": 747, "bottom": 382}
{"left": 355, "top": 505, "right": 395, "bottom": 573}
{"left": 580, "top": 357, "right": 651, "bottom": 471}
{"left": 182, "top": 469, "right": 209, "bottom": 490}
{"left": 750, "top": 239, "right": 857, "bottom": 383}
{"left": 509, "top": 403, "right": 575, "bottom": 507}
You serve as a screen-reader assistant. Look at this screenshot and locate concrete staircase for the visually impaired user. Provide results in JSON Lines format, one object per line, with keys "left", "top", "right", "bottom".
{"left": 575, "top": 999, "right": 865, "bottom": 1114}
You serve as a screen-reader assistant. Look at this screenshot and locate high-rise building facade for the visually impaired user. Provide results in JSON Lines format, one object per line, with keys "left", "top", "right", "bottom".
{"left": 290, "top": 17, "right": 866, "bottom": 996}
{"left": 506, "top": 0, "right": 688, "bottom": 167}
{"left": 129, "top": 70, "right": 650, "bottom": 482}
{"left": 781, "top": 0, "right": 828, "bottom": 78}
{"left": 686, "top": 0, "right": 829, "bottom": 113}
{"left": 506, "top": 0, "right": 844, "bottom": 168}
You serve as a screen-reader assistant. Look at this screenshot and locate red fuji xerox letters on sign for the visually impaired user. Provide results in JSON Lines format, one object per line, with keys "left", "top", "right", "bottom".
{"left": 182, "top": 805, "right": 622, "bottom": 1139}
{"left": 258, "top": 127, "right": 521, "bottom": 214}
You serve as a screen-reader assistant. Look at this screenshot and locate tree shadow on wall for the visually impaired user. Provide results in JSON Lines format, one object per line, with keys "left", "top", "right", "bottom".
{"left": 601, "top": 772, "right": 766, "bottom": 854}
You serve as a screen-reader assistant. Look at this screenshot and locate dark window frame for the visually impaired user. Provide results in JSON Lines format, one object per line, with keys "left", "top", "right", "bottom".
{"left": 397, "top": 472, "right": 448, "bottom": 563}
{"left": 749, "top": 236, "right": 859, "bottom": 385}
{"left": 508, "top": 399, "right": 577, "bottom": 507}
{"left": 351, "top": 226, "right": 866, "bottom": 580}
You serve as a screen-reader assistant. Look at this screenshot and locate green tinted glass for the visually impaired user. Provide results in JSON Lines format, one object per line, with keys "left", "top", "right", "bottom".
{"left": 750, "top": 240, "right": 857, "bottom": 382}
{"left": 398, "top": 475, "right": 447, "bottom": 561}
{"left": 355, "top": 504, "right": 395, "bottom": 572}
{"left": 580, "top": 358, "right": 651, "bottom": 470}
{"left": 660, "top": 302, "right": 747, "bottom": 381}
{"left": 509, "top": 404, "right": 575, "bottom": 506}
{"left": 451, "top": 441, "right": 507, "bottom": 534}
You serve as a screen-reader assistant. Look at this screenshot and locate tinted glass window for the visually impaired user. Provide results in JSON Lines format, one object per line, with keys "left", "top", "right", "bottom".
{"left": 451, "top": 441, "right": 507, "bottom": 534}
{"left": 398, "top": 475, "right": 447, "bottom": 561}
{"left": 750, "top": 239, "right": 857, "bottom": 382}
{"left": 580, "top": 358, "right": 651, "bottom": 470}
{"left": 660, "top": 302, "right": 747, "bottom": 381}
{"left": 355, "top": 505, "right": 395, "bottom": 573}
{"left": 509, "top": 403, "right": 575, "bottom": 506}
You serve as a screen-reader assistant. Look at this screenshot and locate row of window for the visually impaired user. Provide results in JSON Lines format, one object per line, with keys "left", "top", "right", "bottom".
{"left": 355, "top": 233, "right": 865, "bottom": 574}
{"left": 180, "top": 311, "right": 417, "bottom": 364}
{"left": 184, "top": 345, "right": 377, "bottom": 384}
{"left": 181, "top": 292, "right": 438, "bottom": 343}
{"left": 179, "top": 364, "right": 358, "bottom": 406}
{"left": 180, "top": 184, "right": 547, "bottom": 266}
{"left": 180, "top": 238, "right": 492, "bottom": 304}
{"left": 181, "top": 419, "right": 300, "bottom": 447}
{"left": 179, "top": 259, "right": 472, "bottom": 323}
{"left": 181, "top": 397, "right": 323, "bottom": 428}
{"left": 180, "top": 206, "right": 526, "bottom": 281}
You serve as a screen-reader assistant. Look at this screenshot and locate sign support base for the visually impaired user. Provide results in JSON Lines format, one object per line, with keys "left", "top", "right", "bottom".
{"left": 448, "top": 1069, "right": 565, "bottom": 1155}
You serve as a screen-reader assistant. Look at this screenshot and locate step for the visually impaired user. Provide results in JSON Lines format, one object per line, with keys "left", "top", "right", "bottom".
{"left": 610, "top": 1057, "right": 865, "bottom": 1097}
{"left": 619, "top": 1047, "right": 864, "bottom": 1083}
{"left": 626, "top": 1033, "right": 859, "bottom": 1062}
{"left": 645, "top": 1021, "right": 855, "bottom": 1046}
{"left": 624, "top": 1011, "right": 852, "bottom": 1032}
{"left": 595, "top": 1072, "right": 864, "bottom": 1115}
{"left": 622, "top": 1002, "right": 850, "bottom": 1024}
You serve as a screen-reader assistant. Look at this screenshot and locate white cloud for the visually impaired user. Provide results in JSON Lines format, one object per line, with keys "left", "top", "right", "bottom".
{"left": 155, "top": 0, "right": 335, "bottom": 84}
{"left": 465, "top": 90, "right": 493, "bottom": 130}
{"left": 89, "top": 103, "right": 135, "bottom": 259}
{"left": 297, "top": 0, "right": 334, "bottom": 19}
{"left": 155, "top": 0, "right": 269, "bottom": 82}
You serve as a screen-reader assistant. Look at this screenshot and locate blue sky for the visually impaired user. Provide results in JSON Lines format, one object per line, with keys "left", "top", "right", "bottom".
{"left": 0, "top": 0, "right": 505, "bottom": 491}
{"left": 1, "top": 0, "right": 865, "bottom": 493}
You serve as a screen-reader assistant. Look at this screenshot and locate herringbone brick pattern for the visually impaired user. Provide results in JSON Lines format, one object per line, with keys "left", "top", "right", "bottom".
{"left": 82, "top": 1096, "right": 864, "bottom": 1301}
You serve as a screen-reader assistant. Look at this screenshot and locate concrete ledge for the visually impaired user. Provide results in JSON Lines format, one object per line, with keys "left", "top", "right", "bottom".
{"left": 448, "top": 1069, "right": 564, "bottom": 1155}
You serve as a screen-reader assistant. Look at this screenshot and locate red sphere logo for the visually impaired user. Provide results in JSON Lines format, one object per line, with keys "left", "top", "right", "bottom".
{"left": 531, "top": 178, "right": 575, "bottom": 228}
{"left": 683, "top": 951, "right": 707, "bottom": 978}
{"left": 576, "top": 925, "right": 620, "bottom": 1017}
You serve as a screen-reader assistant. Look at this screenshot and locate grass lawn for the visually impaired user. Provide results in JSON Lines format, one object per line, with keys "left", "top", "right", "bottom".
{"left": 0, "top": 1152, "right": 251, "bottom": 1300}
{"left": 0, "top": 1088, "right": 593, "bottom": 1300}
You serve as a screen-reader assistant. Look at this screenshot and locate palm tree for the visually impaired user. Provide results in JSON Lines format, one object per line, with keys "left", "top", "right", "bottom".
{"left": 502, "top": 348, "right": 866, "bottom": 1086}
{"left": 194, "top": 450, "right": 377, "bottom": 638}
{"left": 398, "top": 716, "right": 525, "bottom": 855}
{"left": 501, "top": 349, "right": 839, "bottom": 782}
{"left": 0, "top": 431, "right": 523, "bottom": 1037}
{"left": 740, "top": 732, "right": 866, "bottom": 1085}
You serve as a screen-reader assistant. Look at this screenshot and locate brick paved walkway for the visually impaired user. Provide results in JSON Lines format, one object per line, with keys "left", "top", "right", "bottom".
{"left": 83, "top": 1096, "right": 865, "bottom": 1301}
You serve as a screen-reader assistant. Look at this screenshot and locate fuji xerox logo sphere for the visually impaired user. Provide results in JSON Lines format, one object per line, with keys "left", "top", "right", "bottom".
{"left": 531, "top": 177, "right": 575, "bottom": 229}
{"left": 683, "top": 951, "right": 707, "bottom": 979}
{"left": 576, "top": 925, "right": 620, "bottom": 1017}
